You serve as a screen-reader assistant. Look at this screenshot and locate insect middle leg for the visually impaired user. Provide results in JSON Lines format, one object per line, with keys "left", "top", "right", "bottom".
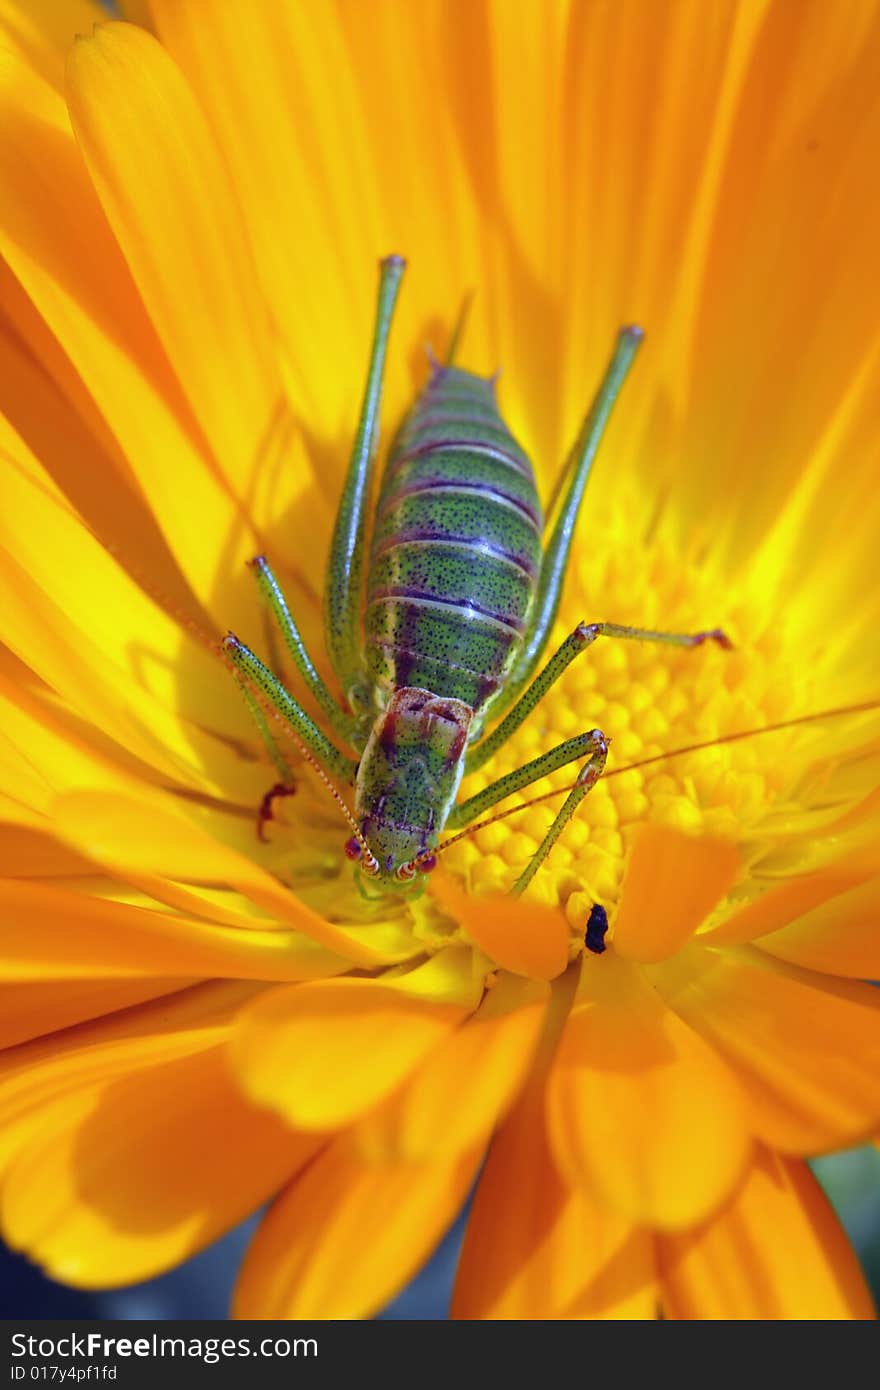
{"left": 230, "top": 668, "right": 299, "bottom": 838}
{"left": 467, "top": 619, "right": 730, "bottom": 773}
{"left": 247, "top": 555, "right": 357, "bottom": 741}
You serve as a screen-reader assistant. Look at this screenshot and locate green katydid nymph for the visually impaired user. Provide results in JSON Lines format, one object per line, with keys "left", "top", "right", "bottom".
{"left": 223, "top": 256, "right": 729, "bottom": 896}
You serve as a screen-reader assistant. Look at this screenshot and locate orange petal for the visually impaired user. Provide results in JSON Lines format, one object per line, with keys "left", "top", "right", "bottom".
{"left": 613, "top": 824, "right": 740, "bottom": 963}
{"left": 430, "top": 871, "right": 570, "bottom": 980}
{"left": 352, "top": 974, "right": 548, "bottom": 1162}
{"left": 0, "top": 673, "right": 137, "bottom": 824}
{"left": 0, "top": 823, "right": 97, "bottom": 877}
{"left": 230, "top": 954, "right": 478, "bottom": 1131}
{"left": 0, "top": 420, "right": 250, "bottom": 794}
{"left": 147, "top": 0, "right": 486, "bottom": 441}
{"left": 234, "top": 1138, "right": 478, "bottom": 1319}
{"left": 660, "top": 1148, "right": 876, "bottom": 1320}
{"left": 756, "top": 877, "right": 880, "bottom": 979}
{"left": 0, "top": 979, "right": 187, "bottom": 1050}
{"left": 0, "top": 391, "right": 245, "bottom": 748}
{"left": 546, "top": 951, "right": 750, "bottom": 1229}
{"left": 0, "top": 981, "right": 259, "bottom": 1171}
{"left": 0, "top": 0, "right": 104, "bottom": 91}
{"left": 651, "top": 943, "right": 880, "bottom": 1152}
{"left": 0, "top": 878, "right": 349, "bottom": 984}
{"left": 452, "top": 1068, "right": 656, "bottom": 1319}
{"left": 1, "top": 1046, "right": 317, "bottom": 1287}
{"left": 66, "top": 23, "right": 293, "bottom": 537}
{"left": 700, "top": 851, "right": 878, "bottom": 948}
{"left": 52, "top": 788, "right": 417, "bottom": 967}
{"left": 0, "top": 46, "right": 255, "bottom": 615}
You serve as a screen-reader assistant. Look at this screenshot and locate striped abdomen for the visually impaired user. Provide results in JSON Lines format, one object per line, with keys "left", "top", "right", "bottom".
{"left": 365, "top": 365, "right": 542, "bottom": 712}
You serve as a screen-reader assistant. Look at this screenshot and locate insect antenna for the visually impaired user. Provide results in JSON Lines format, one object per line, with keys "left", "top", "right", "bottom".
{"left": 413, "top": 696, "right": 880, "bottom": 865}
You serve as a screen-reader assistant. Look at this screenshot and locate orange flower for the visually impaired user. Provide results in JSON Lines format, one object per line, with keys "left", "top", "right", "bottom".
{"left": 0, "top": 1, "right": 878, "bottom": 1318}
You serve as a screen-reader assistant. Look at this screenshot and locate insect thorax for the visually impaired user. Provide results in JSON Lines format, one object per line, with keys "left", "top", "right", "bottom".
{"left": 354, "top": 688, "right": 473, "bottom": 875}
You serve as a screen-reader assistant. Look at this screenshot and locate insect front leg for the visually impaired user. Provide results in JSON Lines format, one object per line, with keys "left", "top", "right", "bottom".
{"left": 450, "top": 727, "right": 608, "bottom": 825}
{"left": 230, "top": 668, "right": 299, "bottom": 838}
{"left": 324, "top": 254, "right": 406, "bottom": 698}
{"left": 224, "top": 634, "right": 358, "bottom": 788}
{"left": 508, "top": 737, "right": 608, "bottom": 896}
{"left": 449, "top": 727, "right": 608, "bottom": 891}
{"left": 467, "top": 619, "right": 730, "bottom": 773}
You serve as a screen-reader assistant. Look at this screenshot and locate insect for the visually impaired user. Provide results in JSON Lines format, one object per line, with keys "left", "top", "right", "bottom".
{"left": 223, "top": 255, "right": 729, "bottom": 894}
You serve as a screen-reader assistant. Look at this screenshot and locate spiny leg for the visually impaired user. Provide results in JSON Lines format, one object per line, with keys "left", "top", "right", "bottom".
{"left": 324, "top": 255, "right": 406, "bottom": 699}
{"left": 510, "top": 737, "right": 608, "bottom": 896}
{"left": 449, "top": 727, "right": 609, "bottom": 833}
{"left": 230, "top": 672, "right": 298, "bottom": 841}
{"left": 468, "top": 619, "right": 730, "bottom": 773}
{"left": 448, "top": 727, "right": 608, "bottom": 891}
{"left": 224, "top": 634, "right": 357, "bottom": 786}
{"left": 494, "top": 326, "right": 644, "bottom": 720}
{"left": 248, "top": 555, "right": 358, "bottom": 743}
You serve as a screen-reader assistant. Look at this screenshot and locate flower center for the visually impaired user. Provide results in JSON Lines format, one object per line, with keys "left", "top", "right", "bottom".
{"left": 265, "top": 509, "right": 811, "bottom": 944}
{"left": 441, "top": 522, "right": 812, "bottom": 927}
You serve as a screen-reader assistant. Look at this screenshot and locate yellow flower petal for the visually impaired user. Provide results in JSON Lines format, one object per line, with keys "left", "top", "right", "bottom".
{"left": 546, "top": 951, "right": 750, "bottom": 1229}
{"left": 755, "top": 877, "right": 880, "bottom": 980}
{"left": 0, "top": 878, "right": 348, "bottom": 984}
{"left": 116, "top": 1, "right": 152, "bottom": 30}
{"left": 0, "top": 979, "right": 186, "bottom": 1051}
{"left": 0, "top": 45, "right": 257, "bottom": 616}
{"left": 430, "top": 871, "right": 570, "bottom": 980}
{"left": 0, "top": 419, "right": 254, "bottom": 793}
{"left": 52, "top": 788, "right": 417, "bottom": 966}
{"left": 0, "top": 395, "right": 244, "bottom": 740}
{"left": 660, "top": 1148, "right": 876, "bottom": 1320}
{"left": 452, "top": 1065, "right": 656, "bottom": 1320}
{"left": 0, "top": 981, "right": 257, "bottom": 1171}
{"left": 0, "top": 823, "right": 94, "bottom": 878}
{"left": 1, "top": 1046, "right": 317, "bottom": 1287}
{"left": 147, "top": 0, "right": 487, "bottom": 442}
{"left": 234, "top": 1136, "right": 478, "bottom": 1320}
{"left": 0, "top": 0, "right": 103, "bottom": 91}
{"left": 0, "top": 0, "right": 877, "bottom": 1322}
{"left": 0, "top": 671, "right": 140, "bottom": 824}
{"left": 230, "top": 954, "right": 480, "bottom": 1132}
{"left": 612, "top": 824, "right": 740, "bottom": 963}
{"left": 652, "top": 944, "right": 880, "bottom": 1152}
{"left": 0, "top": 312, "right": 208, "bottom": 639}
{"left": 352, "top": 974, "right": 548, "bottom": 1162}
{"left": 659, "top": 5, "right": 880, "bottom": 570}
{"left": 700, "top": 849, "right": 878, "bottom": 948}
{"left": 66, "top": 23, "right": 297, "bottom": 540}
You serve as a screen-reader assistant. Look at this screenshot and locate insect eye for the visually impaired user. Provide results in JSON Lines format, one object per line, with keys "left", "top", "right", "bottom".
{"left": 343, "top": 836, "right": 362, "bottom": 861}
{"left": 418, "top": 854, "right": 437, "bottom": 873}
{"left": 395, "top": 862, "right": 417, "bottom": 882}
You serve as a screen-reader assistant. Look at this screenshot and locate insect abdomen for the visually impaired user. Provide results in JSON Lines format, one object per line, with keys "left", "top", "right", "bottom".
{"left": 365, "top": 366, "right": 542, "bottom": 711}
